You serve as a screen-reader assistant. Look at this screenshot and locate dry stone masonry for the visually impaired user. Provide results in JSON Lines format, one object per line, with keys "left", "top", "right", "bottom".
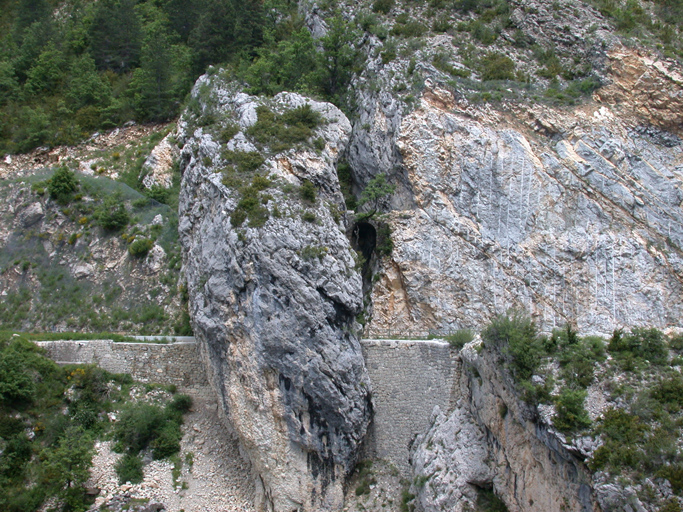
{"left": 360, "top": 339, "right": 458, "bottom": 476}
{"left": 37, "top": 338, "right": 461, "bottom": 485}
{"left": 36, "top": 339, "right": 210, "bottom": 397}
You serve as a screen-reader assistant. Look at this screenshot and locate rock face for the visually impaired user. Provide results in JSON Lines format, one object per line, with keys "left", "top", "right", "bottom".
{"left": 142, "top": 133, "right": 180, "bottom": 189}
{"left": 367, "top": 85, "right": 683, "bottom": 336}
{"left": 411, "top": 341, "right": 595, "bottom": 512}
{"left": 595, "top": 46, "right": 683, "bottom": 134}
{"left": 178, "top": 76, "right": 372, "bottom": 511}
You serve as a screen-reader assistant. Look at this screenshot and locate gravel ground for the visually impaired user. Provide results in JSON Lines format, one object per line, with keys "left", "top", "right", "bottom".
{"left": 87, "top": 392, "right": 405, "bottom": 512}
{"left": 343, "top": 459, "right": 406, "bottom": 512}
{"left": 88, "top": 396, "right": 256, "bottom": 512}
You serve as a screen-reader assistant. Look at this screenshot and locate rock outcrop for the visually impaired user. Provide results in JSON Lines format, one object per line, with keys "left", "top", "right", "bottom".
{"left": 142, "top": 132, "right": 181, "bottom": 190}
{"left": 595, "top": 46, "right": 683, "bottom": 134}
{"left": 411, "top": 340, "right": 595, "bottom": 512}
{"left": 178, "top": 76, "right": 372, "bottom": 511}
{"left": 367, "top": 85, "right": 683, "bottom": 336}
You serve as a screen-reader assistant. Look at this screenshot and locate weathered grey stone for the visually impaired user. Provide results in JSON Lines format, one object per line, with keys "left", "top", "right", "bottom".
{"left": 19, "top": 201, "right": 44, "bottom": 227}
{"left": 142, "top": 133, "right": 180, "bottom": 189}
{"left": 368, "top": 85, "right": 683, "bottom": 336}
{"left": 411, "top": 340, "right": 596, "bottom": 512}
{"left": 73, "top": 263, "right": 94, "bottom": 279}
{"left": 178, "top": 76, "right": 371, "bottom": 511}
{"left": 411, "top": 403, "right": 493, "bottom": 512}
{"left": 144, "top": 244, "right": 166, "bottom": 273}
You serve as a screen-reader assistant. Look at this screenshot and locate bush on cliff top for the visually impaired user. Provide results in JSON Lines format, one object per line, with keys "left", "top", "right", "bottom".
{"left": 48, "top": 167, "right": 79, "bottom": 205}
{"left": 482, "top": 312, "right": 542, "bottom": 381}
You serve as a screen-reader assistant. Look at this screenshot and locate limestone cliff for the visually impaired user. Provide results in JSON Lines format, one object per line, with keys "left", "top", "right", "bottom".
{"left": 177, "top": 75, "right": 372, "bottom": 511}
{"left": 346, "top": 42, "right": 683, "bottom": 337}
{"left": 303, "top": 0, "right": 683, "bottom": 337}
{"left": 174, "top": 1, "right": 683, "bottom": 510}
{"left": 411, "top": 340, "right": 595, "bottom": 512}
{"left": 368, "top": 87, "right": 683, "bottom": 336}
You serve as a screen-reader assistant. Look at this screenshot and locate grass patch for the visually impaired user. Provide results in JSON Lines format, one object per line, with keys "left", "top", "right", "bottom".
{"left": 229, "top": 175, "right": 273, "bottom": 228}
{"left": 246, "top": 104, "right": 322, "bottom": 153}
{"left": 445, "top": 328, "right": 474, "bottom": 349}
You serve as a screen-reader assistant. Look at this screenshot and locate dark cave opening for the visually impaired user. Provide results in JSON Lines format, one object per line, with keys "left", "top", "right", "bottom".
{"left": 351, "top": 222, "right": 376, "bottom": 262}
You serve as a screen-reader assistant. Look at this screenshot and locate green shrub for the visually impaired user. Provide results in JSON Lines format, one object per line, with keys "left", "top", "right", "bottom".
{"left": 670, "top": 333, "right": 683, "bottom": 351}
{"left": 0, "top": 350, "right": 37, "bottom": 405}
{"left": 600, "top": 408, "right": 647, "bottom": 443}
{"left": 658, "top": 465, "right": 683, "bottom": 495}
{"left": 300, "top": 180, "right": 317, "bottom": 203}
{"left": 151, "top": 421, "right": 182, "bottom": 459}
{"left": 534, "top": 46, "right": 564, "bottom": 78}
{"left": 609, "top": 328, "right": 668, "bottom": 365}
{"left": 652, "top": 375, "right": 683, "bottom": 412}
{"left": 168, "top": 394, "right": 193, "bottom": 414}
{"left": 113, "top": 403, "right": 167, "bottom": 454}
{"left": 246, "top": 105, "right": 321, "bottom": 152}
{"left": 300, "top": 245, "right": 327, "bottom": 261}
{"left": 174, "top": 311, "right": 193, "bottom": 336}
{"left": 445, "top": 329, "right": 474, "bottom": 349}
{"left": 357, "top": 173, "right": 395, "bottom": 220}
{"left": 432, "top": 19, "right": 452, "bottom": 33}
{"left": 144, "top": 186, "right": 170, "bottom": 205}
{"left": 660, "top": 498, "right": 682, "bottom": 512}
{"left": 391, "top": 20, "right": 428, "bottom": 37}
{"left": 400, "top": 488, "right": 416, "bottom": 512}
{"left": 482, "top": 312, "right": 541, "bottom": 381}
{"left": 476, "top": 487, "right": 509, "bottom": 512}
{"left": 478, "top": 52, "right": 515, "bottom": 81}
{"left": 230, "top": 182, "right": 270, "bottom": 228}
{"left": 381, "top": 48, "right": 397, "bottom": 64}
{"left": 115, "top": 453, "right": 143, "bottom": 484}
{"left": 220, "top": 123, "right": 240, "bottom": 142}
{"left": 376, "top": 223, "right": 393, "bottom": 257}
{"left": 554, "top": 331, "right": 605, "bottom": 389}
{"left": 280, "top": 104, "right": 321, "bottom": 129}
{"left": 128, "top": 238, "right": 153, "bottom": 258}
{"left": 230, "top": 209, "right": 248, "bottom": 227}
{"left": 589, "top": 408, "right": 647, "bottom": 472}
{"left": 96, "top": 197, "right": 130, "bottom": 232}
{"left": 553, "top": 388, "right": 591, "bottom": 433}
{"left": 337, "top": 162, "right": 357, "bottom": 210}
{"left": 48, "top": 167, "right": 79, "bottom": 204}
{"left": 432, "top": 53, "right": 471, "bottom": 78}
{"left": 373, "top": 0, "right": 394, "bottom": 14}
{"left": 302, "top": 211, "right": 317, "bottom": 223}
{"left": 469, "top": 20, "right": 498, "bottom": 45}
{"left": 222, "top": 150, "right": 265, "bottom": 174}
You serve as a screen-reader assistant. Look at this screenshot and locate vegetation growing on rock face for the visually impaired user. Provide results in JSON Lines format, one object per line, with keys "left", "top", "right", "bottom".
{"left": 48, "top": 166, "right": 79, "bottom": 204}
{"left": 479, "top": 312, "right": 683, "bottom": 509}
{"left": 357, "top": 173, "right": 396, "bottom": 221}
{"left": 0, "top": 166, "right": 188, "bottom": 335}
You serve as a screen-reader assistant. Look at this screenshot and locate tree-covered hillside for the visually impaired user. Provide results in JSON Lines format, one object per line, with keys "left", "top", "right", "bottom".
{"left": 0, "top": 0, "right": 266, "bottom": 155}
{"left": 2, "top": 0, "right": 683, "bottom": 157}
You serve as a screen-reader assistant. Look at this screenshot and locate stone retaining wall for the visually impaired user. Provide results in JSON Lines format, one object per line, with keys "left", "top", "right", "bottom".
{"left": 36, "top": 339, "right": 211, "bottom": 398}
{"left": 37, "top": 338, "right": 459, "bottom": 474}
{"left": 360, "top": 339, "right": 458, "bottom": 476}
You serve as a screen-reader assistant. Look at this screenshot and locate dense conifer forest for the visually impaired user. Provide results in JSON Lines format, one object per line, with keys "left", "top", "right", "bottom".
{"left": 0, "top": 0, "right": 362, "bottom": 156}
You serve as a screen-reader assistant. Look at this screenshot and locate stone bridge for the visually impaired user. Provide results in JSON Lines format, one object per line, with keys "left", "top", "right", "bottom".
{"left": 37, "top": 337, "right": 458, "bottom": 476}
